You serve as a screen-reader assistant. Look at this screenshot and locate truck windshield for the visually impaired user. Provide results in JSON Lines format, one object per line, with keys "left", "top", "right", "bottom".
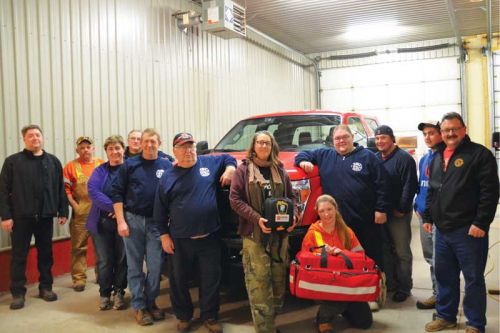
{"left": 214, "top": 114, "right": 342, "bottom": 152}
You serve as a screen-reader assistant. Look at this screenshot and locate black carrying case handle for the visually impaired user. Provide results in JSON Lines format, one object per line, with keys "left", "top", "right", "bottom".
{"left": 309, "top": 245, "right": 353, "bottom": 270}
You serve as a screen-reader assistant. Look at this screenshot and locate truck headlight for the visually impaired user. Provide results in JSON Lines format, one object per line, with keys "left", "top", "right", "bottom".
{"left": 291, "top": 179, "right": 311, "bottom": 217}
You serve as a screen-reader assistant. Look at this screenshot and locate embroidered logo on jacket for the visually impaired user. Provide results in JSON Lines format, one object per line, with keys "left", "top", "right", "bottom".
{"left": 351, "top": 162, "right": 363, "bottom": 172}
{"left": 454, "top": 158, "right": 464, "bottom": 168}
{"left": 156, "top": 169, "right": 165, "bottom": 178}
{"left": 200, "top": 167, "right": 210, "bottom": 177}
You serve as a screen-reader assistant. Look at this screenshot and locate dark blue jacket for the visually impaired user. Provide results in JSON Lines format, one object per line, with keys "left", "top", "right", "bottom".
{"left": 414, "top": 149, "right": 435, "bottom": 215}
{"left": 110, "top": 156, "right": 172, "bottom": 217}
{"left": 154, "top": 155, "right": 236, "bottom": 238}
{"left": 295, "top": 146, "right": 391, "bottom": 233}
{"left": 376, "top": 146, "right": 418, "bottom": 214}
{"left": 124, "top": 147, "right": 174, "bottom": 162}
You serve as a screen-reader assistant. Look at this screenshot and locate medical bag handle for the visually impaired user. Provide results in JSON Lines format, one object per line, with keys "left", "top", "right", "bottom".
{"left": 309, "top": 245, "right": 353, "bottom": 270}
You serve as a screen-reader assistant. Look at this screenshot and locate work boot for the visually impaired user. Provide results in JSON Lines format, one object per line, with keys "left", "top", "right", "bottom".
{"left": 99, "top": 296, "right": 112, "bottom": 311}
{"left": 10, "top": 295, "right": 25, "bottom": 310}
{"left": 113, "top": 292, "right": 126, "bottom": 310}
{"left": 317, "top": 322, "right": 334, "bottom": 333}
{"left": 177, "top": 320, "right": 191, "bottom": 333}
{"left": 39, "top": 289, "right": 58, "bottom": 302}
{"left": 416, "top": 295, "right": 436, "bottom": 309}
{"left": 148, "top": 302, "right": 165, "bottom": 321}
{"left": 73, "top": 284, "right": 85, "bottom": 292}
{"left": 135, "top": 309, "right": 153, "bottom": 326}
{"left": 465, "top": 326, "right": 480, "bottom": 333}
{"left": 425, "top": 317, "right": 457, "bottom": 332}
{"left": 392, "top": 291, "right": 409, "bottom": 302}
{"left": 204, "top": 319, "right": 222, "bottom": 333}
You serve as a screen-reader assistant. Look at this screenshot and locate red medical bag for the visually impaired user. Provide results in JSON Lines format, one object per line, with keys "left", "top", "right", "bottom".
{"left": 289, "top": 248, "right": 381, "bottom": 302}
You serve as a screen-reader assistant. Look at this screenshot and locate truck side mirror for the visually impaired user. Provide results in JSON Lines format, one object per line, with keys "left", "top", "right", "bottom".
{"left": 367, "top": 137, "right": 377, "bottom": 151}
{"left": 492, "top": 132, "right": 500, "bottom": 151}
{"left": 196, "top": 141, "right": 209, "bottom": 155}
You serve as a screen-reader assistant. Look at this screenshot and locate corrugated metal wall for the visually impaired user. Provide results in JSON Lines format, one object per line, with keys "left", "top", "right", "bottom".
{"left": 0, "top": 0, "right": 316, "bottom": 249}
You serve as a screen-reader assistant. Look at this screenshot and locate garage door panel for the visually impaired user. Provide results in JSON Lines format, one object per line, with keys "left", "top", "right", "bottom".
{"left": 321, "top": 56, "right": 461, "bottom": 156}
{"left": 424, "top": 80, "right": 461, "bottom": 106}
{"left": 423, "top": 58, "right": 461, "bottom": 81}
{"left": 321, "top": 68, "right": 352, "bottom": 89}
{"left": 322, "top": 88, "right": 353, "bottom": 111}
{"left": 387, "top": 83, "right": 425, "bottom": 108}
{"left": 352, "top": 86, "right": 386, "bottom": 110}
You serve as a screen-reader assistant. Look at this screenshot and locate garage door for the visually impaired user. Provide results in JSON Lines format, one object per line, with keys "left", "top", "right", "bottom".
{"left": 321, "top": 56, "right": 462, "bottom": 156}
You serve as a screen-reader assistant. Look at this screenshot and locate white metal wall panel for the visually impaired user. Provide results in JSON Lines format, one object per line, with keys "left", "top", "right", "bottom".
{"left": 321, "top": 54, "right": 461, "bottom": 156}
{"left": 0, "top": 0, "right": 316, "bottom": 249}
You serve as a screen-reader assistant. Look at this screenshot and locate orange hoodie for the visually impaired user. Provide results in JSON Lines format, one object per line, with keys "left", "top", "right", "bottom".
{"left": 301, "top": 221, "right": 363, "bottom": 254}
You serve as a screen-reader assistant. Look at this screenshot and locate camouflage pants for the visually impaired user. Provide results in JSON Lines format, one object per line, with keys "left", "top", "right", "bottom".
{"left": 242, "top": 235, "right": 288, "bottom": 333}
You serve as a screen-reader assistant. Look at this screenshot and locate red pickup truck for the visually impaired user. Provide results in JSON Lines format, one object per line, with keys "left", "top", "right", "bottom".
{"left": 197, "top": 110, "right": 379, "bottom": 269}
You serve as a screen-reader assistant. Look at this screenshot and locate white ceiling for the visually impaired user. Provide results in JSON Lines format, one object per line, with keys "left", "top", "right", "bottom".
{"left": 239, "top": 0, "right": 499, "bottom": 54}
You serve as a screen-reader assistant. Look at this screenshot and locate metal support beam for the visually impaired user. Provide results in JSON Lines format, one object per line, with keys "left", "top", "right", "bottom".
{"left": 486, "top": 0, "right": 495, "bottom": 151}
{"left": 445, "top": 0, "right": 467, "bottom": 120}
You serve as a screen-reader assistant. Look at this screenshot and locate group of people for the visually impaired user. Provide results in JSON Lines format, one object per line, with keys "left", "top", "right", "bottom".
{"left": 0, "top": 111, "right": 498, "bottom": 333}
{"left": 295, "top": 112, "right": 498, "bottom": 333}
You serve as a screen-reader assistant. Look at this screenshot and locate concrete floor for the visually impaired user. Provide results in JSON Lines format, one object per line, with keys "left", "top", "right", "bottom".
{"left": 0, "top": 212, "right": 499, "bottom": 333}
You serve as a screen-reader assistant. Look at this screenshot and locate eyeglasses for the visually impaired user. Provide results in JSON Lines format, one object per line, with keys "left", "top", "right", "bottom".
{"left": 255, "top": 140, "right": 272, "bottom": 147}
{"left": 174, "top": 145, "right": 196, "bottom": 152}
{"left": 333, "top": 135, "right": 351, "bottom": 142}
{"left": 440, "top": 127, "right": 464, "bottom": 134}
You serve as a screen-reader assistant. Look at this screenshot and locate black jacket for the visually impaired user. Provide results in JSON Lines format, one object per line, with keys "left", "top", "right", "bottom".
{"left": 423, "top": 136, "right": 499, "bottom": 232}
{"left": 0, "top": 149, "right": 69, "bottom": 220}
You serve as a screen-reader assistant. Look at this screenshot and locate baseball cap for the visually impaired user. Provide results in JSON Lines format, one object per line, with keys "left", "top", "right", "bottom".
{"left": 418, "top": 120, "right": 440, "bottom": 131}
{"left": 173, "top": 132, "right": 195, "bottom": 146}
{"left": 374, "top": 125, "right": 394, "bottom": 138}
{"left": 76, "top": 136, "right": 94, "bottom": 145}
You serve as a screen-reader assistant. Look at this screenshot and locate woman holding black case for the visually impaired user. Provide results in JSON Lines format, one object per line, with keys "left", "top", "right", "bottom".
{"left": 229, "top": 131, "right": 297, "bottom": 333}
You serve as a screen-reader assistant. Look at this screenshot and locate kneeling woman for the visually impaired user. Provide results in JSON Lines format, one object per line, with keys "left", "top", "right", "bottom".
{"left": 302, "top": 194, "right": 373, "bottom": 333}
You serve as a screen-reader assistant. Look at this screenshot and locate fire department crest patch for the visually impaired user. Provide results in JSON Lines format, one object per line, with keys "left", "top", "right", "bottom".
{"left": 454, "top": 158, "right": 464, "bottom": 168}
{"left": 351, "top": 162, "right": 363, "bottom": 172}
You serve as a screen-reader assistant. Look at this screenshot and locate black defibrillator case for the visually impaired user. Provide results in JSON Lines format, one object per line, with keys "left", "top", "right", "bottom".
{"left": 263, "top": 197, "right": 294, "bottom": 232}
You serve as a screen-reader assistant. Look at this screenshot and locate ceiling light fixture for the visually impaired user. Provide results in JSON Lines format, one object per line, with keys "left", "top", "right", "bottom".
{"left": 343, "top": 21, "right": 408, "bottom": 41}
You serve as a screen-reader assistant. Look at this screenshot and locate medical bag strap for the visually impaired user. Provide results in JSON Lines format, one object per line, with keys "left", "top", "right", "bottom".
{"left": 337, "top": 252, "right": 353, "bottom": 270}
{"left": 309, "top": 233, "right": 354, "bottom": 270}
{"left": 311, "top": 231, "right": 328, "bottom": 268}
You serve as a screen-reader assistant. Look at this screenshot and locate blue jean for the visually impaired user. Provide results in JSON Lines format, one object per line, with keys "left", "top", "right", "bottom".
{"left": 382, "top": 212, "right": 413, "bottom": 295}
{"left": 122, "top": 212, "right": 162, "bottom": 310}
{"left": 91, "top": 217, "right": 127, "bottom": 297}
{"left": 435, "top": 226, "right": 488, "bottom": 332}
{"left": 417, "top": 214, "right": 437, "bottom": 295}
